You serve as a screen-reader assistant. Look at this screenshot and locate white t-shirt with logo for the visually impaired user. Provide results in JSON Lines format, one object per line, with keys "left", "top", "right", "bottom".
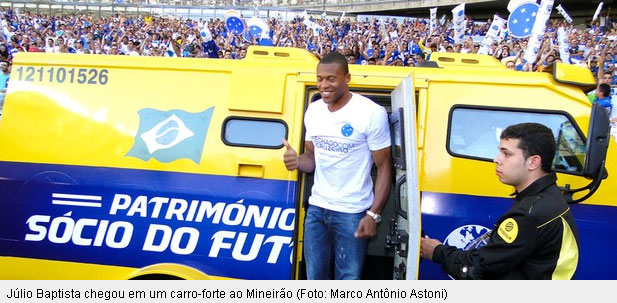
{"left": 304, "top": 93, "right": 391, "bottom": 213}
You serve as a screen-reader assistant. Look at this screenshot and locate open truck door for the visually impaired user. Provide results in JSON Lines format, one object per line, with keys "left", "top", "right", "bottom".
{"left": 388, "top": 75, "right": 422, "bottom": 279}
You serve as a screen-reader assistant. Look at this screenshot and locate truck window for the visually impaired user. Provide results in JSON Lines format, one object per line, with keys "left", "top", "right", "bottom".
{"left": 222, "top": 117, "right": 287, "bottom": 149}
{"left": 447, "top": 106, "right": 586, "bottom": 174}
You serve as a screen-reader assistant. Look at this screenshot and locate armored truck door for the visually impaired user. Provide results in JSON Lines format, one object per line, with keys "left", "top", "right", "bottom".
{"left": 389, "top": 75, "right": 421, "bottom": 280}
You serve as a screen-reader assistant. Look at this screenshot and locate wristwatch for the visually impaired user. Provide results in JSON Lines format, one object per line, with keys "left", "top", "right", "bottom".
{"left": 366, "top": 210, "right": 382, "bottom": 223}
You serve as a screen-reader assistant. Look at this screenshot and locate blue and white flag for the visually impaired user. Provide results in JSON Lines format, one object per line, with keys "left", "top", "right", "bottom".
{"left": 303, "top": 17, "right": 324, "bottom": 37}
{"left": 557, "top": 26, "right": 570, "bottom": 64}
{"left": 127, "top": 107, "right": 214, "bottom": 164}
{"left": 245, "top": 17, "right": 269, "bottom": 41}
{"left": 164, "top": 41, "right": 176, "bottom": 57}
{"left": 523, "top": 0, "right": 553, "bottom": 64}
{"left": 556, "top": 4, "right": 573, "bottom": 24}
{"left": 478, "top": 15, "right": 506, "bottom": 55}
{"left": 429, "top": 7, "right": 438, "bottom": 33}
{"left": 225, "top": 10, "right": 245, "bottom": 35}
{"left": 200, "top": 22, "right": 213, "bottom": 42}
{"left": 593, "top": 2, "right": 604, "bottom": 22}
{"left": 507, "top": 0, "right": 539, "bottom": 39}
{"left": 452, "top": 3, "right": 466, "bottom": 44}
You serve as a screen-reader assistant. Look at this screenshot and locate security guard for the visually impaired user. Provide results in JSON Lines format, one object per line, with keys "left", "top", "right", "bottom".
{"left": 421, "top": 123, "right": 579, "bottom": 279}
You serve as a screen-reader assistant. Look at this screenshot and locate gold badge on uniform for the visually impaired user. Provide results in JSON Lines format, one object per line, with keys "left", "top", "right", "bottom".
{"left": 497, "top": 218, "right": 518, "bottom": 243}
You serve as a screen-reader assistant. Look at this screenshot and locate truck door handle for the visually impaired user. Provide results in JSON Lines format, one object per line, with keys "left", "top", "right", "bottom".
{"left": 394, "top": 174, "right": 407, "bottom": 219}
{"left": 237, "top": 163, "right": 264, "bottom": 178}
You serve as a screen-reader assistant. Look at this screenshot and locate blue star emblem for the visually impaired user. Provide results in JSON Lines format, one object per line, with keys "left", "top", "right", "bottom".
{"left": 341, "top": 124, "right": 354, "bottom": 137}
{"left": 507, "top": 2, "right": 539, "bottom": 38}
{"left": 225, "top": 16, "right": 245, "bottom": 35}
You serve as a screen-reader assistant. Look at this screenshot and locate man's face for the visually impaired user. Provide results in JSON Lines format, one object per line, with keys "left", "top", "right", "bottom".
{"left": 316, "top": 62, "right": 350, "bottom": 105}
{"left": 601, "top": 73, "right": 612, "bottom": 84}
{"left": 494, "top": 138, "right": 530, "bottom": 189}
{"left": 0, "top": 62, "right": 8, "bottom": 72}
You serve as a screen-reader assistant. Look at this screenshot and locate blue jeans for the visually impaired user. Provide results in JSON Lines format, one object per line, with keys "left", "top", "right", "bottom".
{"left": 303, "top": 205, "right": 368, "bottom": 280}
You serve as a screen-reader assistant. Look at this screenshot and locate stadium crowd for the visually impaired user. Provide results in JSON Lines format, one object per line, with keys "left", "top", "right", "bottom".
{"left": 0, "top": 7, "right": 615, "bottom": 77}
{"left": 0, "top": 5, "right": 615, "bottom": 132}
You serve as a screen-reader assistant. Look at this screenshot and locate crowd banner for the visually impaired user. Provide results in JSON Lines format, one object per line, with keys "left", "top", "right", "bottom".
{"left": 430, "top": 7, "right": 437, "bottom": 33}
{"left": 303, "top": 17, "right": 323, "bottom": 37}
{"left": 246, "top": 17, "right": 269, "bottom": 40}
{"left": 593, "top": 2, "right": 604, "bottom": 22}
{"left": 200, "top": 22, "right": 213, "bottom": 42}
{"left": 556, "top": 4, "right": 573, "bottom": 23}
{"left": 507, "top": 0, "right": 540, "bottom": 39}
{"left": 225, "top": 10, "right": 245, "bottom": 35}
{"left": 452, "top": 3, "right": 466, "bottom": 44}
{"left": 523, "top": 0, "right": 554, "bottom": 65}
{"left": 478, "top": 15, "right": 505, "bottom": 55}
{"left": 558, "top": 26, "right": 570, "bottom": 63}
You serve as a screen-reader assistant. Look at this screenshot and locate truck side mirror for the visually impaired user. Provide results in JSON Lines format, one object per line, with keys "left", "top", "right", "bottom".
{"left": 583, "top": 103, "right": 610, "bottom": 179}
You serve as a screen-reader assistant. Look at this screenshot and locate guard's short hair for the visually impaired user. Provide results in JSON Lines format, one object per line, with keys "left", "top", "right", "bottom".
{"left": 598, "top": 83, "right": 611, "bottom": 98}
{"left": 319, "top": 51, "right": 349, "bottom": 74}
{"left": 500, "top": 123, "right": 556, "bottom": 173}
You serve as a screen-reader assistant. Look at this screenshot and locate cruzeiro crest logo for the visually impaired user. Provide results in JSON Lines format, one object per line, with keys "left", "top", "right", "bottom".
{"left": 341, "top": 123, "right": 354, "bottom": 137}
{"left": 127, "top": 107, "right": 214, "bottom": 164}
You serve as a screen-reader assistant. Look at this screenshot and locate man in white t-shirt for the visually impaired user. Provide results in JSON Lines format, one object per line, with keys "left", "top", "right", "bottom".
{"left": 283, "top": 52, "right": 392, "bottom": 279}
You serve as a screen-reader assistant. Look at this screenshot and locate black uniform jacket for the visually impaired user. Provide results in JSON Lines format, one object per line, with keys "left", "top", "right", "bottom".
{"left": 432, "top": 173, "right": 579, "bottom": 279}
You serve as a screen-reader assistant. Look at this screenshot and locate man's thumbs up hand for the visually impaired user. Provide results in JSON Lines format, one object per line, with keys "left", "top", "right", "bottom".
{"left": 282, "top": 139, "right": 299, "bottom": 171}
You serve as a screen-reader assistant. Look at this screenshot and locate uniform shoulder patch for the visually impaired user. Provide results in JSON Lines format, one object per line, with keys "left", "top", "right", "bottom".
{"left": 497, "top": 218, "right": 519, "bottom": 244}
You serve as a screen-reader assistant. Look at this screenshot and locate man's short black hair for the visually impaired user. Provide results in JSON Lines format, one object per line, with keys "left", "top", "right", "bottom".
{"left": 319, "top": 51, "right": 349, "bottom": 74}
{"left": 500, "top": 123, "right": 556, "bottom": 173}
{"left": 598, "top": 83, "right": 611, "bottom": 98}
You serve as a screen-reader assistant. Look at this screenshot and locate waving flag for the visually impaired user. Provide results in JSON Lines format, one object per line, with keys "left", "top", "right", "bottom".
{"left": 429, "top": 7, "right": 437, "bottom": 33}
{"left": 245, "top": 17, "right": 270, "bottom": 42}
{"left": 452, "top": 3, "right": 466, "bottom": 44}
{"left": 593, "top": 2, "right": 604, "bottom": 22}
{"left": 246, "top": 17, "right": 270, "bottom": 39}
{"left": 478, "top": 15, "right": 506, "bottom": 55}
{"left": 200, "top": 22, "right": 213, "bottom": 42}
{"left": 507, "top": 0, "right": 539, "bottom": 39}
{"left": 303, "top": 17, "right": 324, "bottom": 37}
{"left": 225, "top": 10, "right": 245, "bottom": 35}
{"left": 523, "top": 0, "right": 554, "bottom": 64}
{"left": 556, "top": 4, "right": 573, "bottom": 23}
{"left": 557, "top": 27, "right": 570, "bottom": 64}
{"left": 164, "top": 41, "right": 177, "bottom": 57}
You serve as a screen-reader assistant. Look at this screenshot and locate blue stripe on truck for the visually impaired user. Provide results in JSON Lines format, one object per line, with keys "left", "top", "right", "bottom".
{"left": 419, "top": 191, "right": 617, "bottom": 280}
{"left": 0, "top": 161, "right": 297, "bottom": 280}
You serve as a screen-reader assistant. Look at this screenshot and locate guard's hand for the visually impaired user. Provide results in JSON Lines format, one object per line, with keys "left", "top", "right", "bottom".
{"left": 420, "top": 235, "right": 442, "bottom": 261}
{"left": 282, "top": 139, "right": 298, "bottom": 171}
{"left": 354, "top": 215, "right": 377, "bottom": 239}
